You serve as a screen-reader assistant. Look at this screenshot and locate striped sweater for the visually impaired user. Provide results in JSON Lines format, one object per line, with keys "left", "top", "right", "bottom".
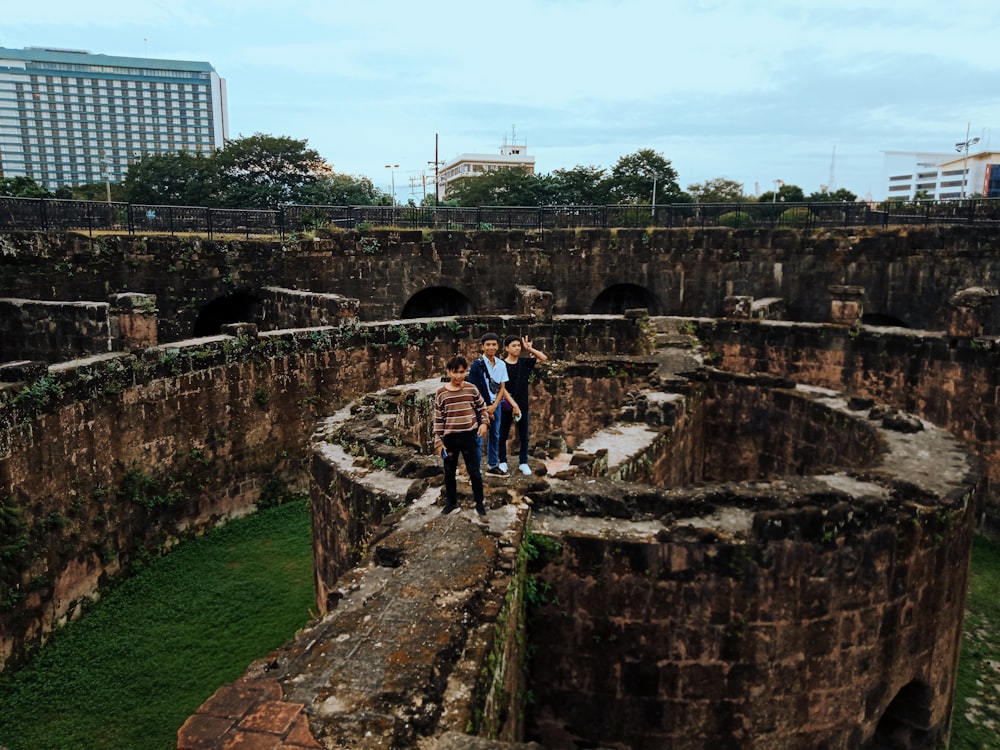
{"left": 433, "top": 382, "right": 487, "bottom": 448}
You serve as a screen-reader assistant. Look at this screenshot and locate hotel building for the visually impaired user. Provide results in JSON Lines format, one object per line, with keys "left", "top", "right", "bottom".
{"left": 0, "top": 46, "right": 227, "bottom": 189}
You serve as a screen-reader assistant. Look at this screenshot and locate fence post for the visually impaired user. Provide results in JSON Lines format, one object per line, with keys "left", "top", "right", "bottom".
{"left": 127, "top": 203, "right": 135, "bottom": 234}
{"left": 39, "top": 199, "right": 48, "bottom": 231}
{"left": 279, "top": 207, "right": 285, "bottom": 241}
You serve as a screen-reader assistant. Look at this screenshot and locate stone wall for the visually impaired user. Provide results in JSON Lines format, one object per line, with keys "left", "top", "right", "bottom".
{"left": 6, "top": 227, "right": 1000, "bottom": 348}
{"left": 689, "top": 318, "right": 1000, "bottom": 535}
{"left": 0, "top": 314, "right": 642, "bottom": 671}
{"left": 0, "top": 294, "right": 157, "bottom": 363}
{"left": 524, "top": 375, "right": 979, "bottom": 749}
{"left": 528, "top": 511, "right": 973, "bottom": 749}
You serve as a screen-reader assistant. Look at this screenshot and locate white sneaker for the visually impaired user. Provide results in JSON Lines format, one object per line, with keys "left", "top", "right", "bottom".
{"left": 498, "top": 462, "right": 508, "bottom": 472}
{"left": 519, "top": 463, "right": 531, "bottom": 475}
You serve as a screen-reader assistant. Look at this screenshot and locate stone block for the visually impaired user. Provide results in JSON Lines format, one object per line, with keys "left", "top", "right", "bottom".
{"left": 0, "top": 359, "right": 48, "bottom": 383}
{"left": 829, "top": 284, "right": 865, "bottom": 326}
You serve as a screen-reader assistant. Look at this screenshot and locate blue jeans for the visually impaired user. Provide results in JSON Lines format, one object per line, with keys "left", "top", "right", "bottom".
{"left": 499, "top": 407, "right": 530, "bottom": 465}
{"left": 486, "top": 409, "right": 503, "bottom": 467}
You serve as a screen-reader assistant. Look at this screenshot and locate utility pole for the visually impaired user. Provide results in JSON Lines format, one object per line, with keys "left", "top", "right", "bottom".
{"left": 428, "top": 133, "right": 444, "bottom": 202}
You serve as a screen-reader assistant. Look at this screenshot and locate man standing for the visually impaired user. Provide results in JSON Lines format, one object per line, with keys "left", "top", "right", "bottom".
{"left": 498, "top": 335, "right": 548, "bottom": 475}
{"left": 433, "top": 355, "right": 489, "bottom": 519}
{"left": 468, "top": 332, "right": 520, "bottom": 476}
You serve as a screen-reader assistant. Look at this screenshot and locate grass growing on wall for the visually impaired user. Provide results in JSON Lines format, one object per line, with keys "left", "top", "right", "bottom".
{"left": 951, "top": 535, "right": 1000, "bottom": 749}
{"left": 0, "top": 500, "right": 314, "bottom": 750}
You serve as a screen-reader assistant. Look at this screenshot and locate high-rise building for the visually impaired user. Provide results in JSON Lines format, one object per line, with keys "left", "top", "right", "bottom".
{"left": 0, "top": 46, "right": 227, "bottom": 190}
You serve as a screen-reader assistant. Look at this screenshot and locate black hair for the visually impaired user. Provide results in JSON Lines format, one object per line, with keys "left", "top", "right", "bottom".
{"left": 480, "top": 332, "right": 499, "bottom": 344}
{"left": 504, "top": 335, "right": 520, "bottom": 348}
{"left": 446, "top": 355, "right": 468, "bottom": 371}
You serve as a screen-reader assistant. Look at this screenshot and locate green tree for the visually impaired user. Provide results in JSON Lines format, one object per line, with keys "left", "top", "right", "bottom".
{"left": 0, "top": 176, "right": 52, "bottom": 198}
{"left": 214, "top": 133, "right": 331, "bottom": 209}
{"left": 806, "top": 187, "right": 858, "bottom": 203}
{"left": 297, "top": 173, "right": 388, "bottom": 206}
{"left": 548, "top": 165, "right": 612, "bottom": 205}
{"left": 687, "top": 177, "right": 748, "bottom": 203}
{"left": 758, "top": 183, "right": 805, "bottom": 203}
{"left": 446, "top": 168, "right": 548, "bottom": 206}
{"left": 71, "top": 182, "right": 126, "bottom": 201}
{"left": 121, "top": 151, "right": 218, "bottom": 206}
{"left": 608, "top": 149, "right": 681, "bottom": 205}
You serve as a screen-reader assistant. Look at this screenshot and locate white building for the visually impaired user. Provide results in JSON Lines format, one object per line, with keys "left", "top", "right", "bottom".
{"left": 882, "top": 149, "right": 1000, "bottom": 200}
{"left": 0, "top": 46, "right": 227, "bottom": 189}
{"left": 437, "top": 136, "right": 535, "bottom": 200}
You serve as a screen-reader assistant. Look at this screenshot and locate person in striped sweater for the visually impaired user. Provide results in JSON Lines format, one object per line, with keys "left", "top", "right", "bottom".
{"left": 433, "top": 355, "right": 490, "bottom": 519}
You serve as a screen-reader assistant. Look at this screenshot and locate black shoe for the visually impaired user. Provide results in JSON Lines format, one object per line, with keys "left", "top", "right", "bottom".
{"left": 441, "top": 503, "right": 458, "bottom": 515}
{"left": 485, "top": 465, "right": 508, "bottom": 477}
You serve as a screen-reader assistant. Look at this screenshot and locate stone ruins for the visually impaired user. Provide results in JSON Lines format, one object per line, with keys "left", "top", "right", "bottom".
{"left": 0, "top": 226, "right": 996, "bottom": 748}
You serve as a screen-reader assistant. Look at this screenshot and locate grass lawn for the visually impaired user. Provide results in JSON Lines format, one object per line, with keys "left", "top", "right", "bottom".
{"left": 0, "top": 500, "right": 314, "bottom": 750}
{"left": 951, "top": 534, "right": 1000, "bottom": 750}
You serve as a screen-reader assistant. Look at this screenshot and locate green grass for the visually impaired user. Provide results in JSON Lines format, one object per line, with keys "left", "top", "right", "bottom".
{"left": 952, "top": 535, "right": 1000, "bottom": 750}
{"left": 0, "top": 501, "right": 314, "bottom": 750}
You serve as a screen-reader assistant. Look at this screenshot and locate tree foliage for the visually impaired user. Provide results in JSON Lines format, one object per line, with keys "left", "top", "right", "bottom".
{"left": 758, "top": 183, "right": 805, "bottom": 204}
{"left": 213, "top": 133, "right": 331, "bottom": 209}
{"left": 548, "top": 165, "right": 612, "bottom": 205}
{"left": 446, "top": 168, "right": 549, "bottom": 207}
{"left": 119, "top": 133, "right": 389, "bottom": 209}
{"left": 805, "top": 187, "right": 858, "bottom": 203}
{"left": 299, "top": 173, "right": 389, "bottom": 206}
{"left": 687, "top": 177, "right": 748, "bottom": 204}
{"left": 0, "top": 176, "right": 52, "bottom": 198}
{"left": 122, "top": 151, "right": 217, "bottom": 206}
{"left": 609, "top": 149, "right": 682, "bottom": 205}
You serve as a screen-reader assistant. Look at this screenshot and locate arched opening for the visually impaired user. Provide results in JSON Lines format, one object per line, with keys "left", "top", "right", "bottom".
{"left": 869, "top": 680, "right": 934, "bottom": 749}
{"left": 591, "top": 284, "right": 660, "bottom": 315}
{"left": 862, "top": 313, "right": 909, "bottom": 328}
{"left": 192, "top": 292, "right": 262, "bottom": 337}
{"left": 400, "top": 287, "right": 474, "bottom": 318}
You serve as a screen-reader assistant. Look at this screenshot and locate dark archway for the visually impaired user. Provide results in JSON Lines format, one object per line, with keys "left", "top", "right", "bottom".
{"left": 400, "top": 287, "right": 474, "bottom": 318}
{"left": 862, "top": 313, "right": 909, "bottom": 328}
{"left": 591, "top": 284, "right": 660, "bottom": 315}
{"left": 869, "top": 680, "right": 934, "bottom": 749}
{"left": 193, "top": 292, "right": 263, "bottom": 337}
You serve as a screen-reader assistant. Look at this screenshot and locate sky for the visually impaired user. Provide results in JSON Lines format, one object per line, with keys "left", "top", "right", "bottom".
{"left": 5, "top": 0, "right": 1000, "bottom": 202}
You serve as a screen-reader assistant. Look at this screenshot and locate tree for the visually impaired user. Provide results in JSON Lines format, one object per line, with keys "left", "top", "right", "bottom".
{"left": 446, "top": 168, "right": 549, "bottom": 207}
{"left": 687, "top": 177, "right": 748, "bottom": 204}
{"left": 71, "top": 182, "right": 125, "bottom": 202}
{"left": 121, "top": 151, "right": 218, "bottom": 206}
{"left": 214, "top": 133, "right": 331, "bottom": 209}
{"left": 806, "top": 187, "right": 858, "bottom": 203}
{"left": 548, "top": 165, "right": 612, "bottom": 205}
{"left": 758, "top": 183, "right": 805, "bottom": 204}
{"left": 0, "top": 176, "right": 52, "bottom": 198}
{"left": 608, "top": 149, "right": 681, "bottom": 205}
{"left": 297, "top": 173, "right": 388, "bottom": 206}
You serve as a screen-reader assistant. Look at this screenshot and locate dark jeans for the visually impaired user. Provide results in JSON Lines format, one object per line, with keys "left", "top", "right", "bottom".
{"left": 442, "top": 429, "right": 484, "bottom": 507}
{"left": 499, "top": 407, "right": 530, "bottom": 465}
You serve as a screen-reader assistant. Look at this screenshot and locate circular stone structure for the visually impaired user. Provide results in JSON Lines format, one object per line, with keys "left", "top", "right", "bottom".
{"left": 306, "top": 361, "right": 979, "bottom": 750}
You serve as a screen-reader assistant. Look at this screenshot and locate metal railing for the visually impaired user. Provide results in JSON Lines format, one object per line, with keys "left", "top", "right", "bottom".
{"left": 3, "top": 196, "right": 1000, "bottom": 239}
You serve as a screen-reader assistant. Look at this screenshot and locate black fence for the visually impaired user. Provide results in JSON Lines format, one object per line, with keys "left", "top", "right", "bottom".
{"left": 3, "top": 196, "right": 1000, "bottom": 239}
